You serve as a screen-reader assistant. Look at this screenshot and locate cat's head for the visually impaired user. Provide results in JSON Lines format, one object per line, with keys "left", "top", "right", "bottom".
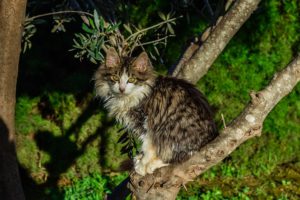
{"left": 94, "top": 48, "right": 155, "bottom": 98}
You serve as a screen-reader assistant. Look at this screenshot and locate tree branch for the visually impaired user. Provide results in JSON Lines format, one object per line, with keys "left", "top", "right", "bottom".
{"left": 128, "top": 55, "right": 300, "bottom": 199}
{"left": 26, "top": 10, "right": 93, "bottom": 21}
{"left": 173, "top": 0, "right": 261, "bottom": 83}
{"left": 168, "top": 0, "right": 235, "bottom": 77}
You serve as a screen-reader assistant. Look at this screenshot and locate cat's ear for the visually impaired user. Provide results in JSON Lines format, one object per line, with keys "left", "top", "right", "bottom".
{"left": 105, "top": 47, "right": 120, "bottom": 68}
{"left": 132, "top": 52, "right": 152, "bottom": 72}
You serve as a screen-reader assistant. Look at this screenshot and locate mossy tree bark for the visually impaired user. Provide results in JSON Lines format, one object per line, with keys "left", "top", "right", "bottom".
{"left": 0, "top": 0, "right": 27, "bottom": 199}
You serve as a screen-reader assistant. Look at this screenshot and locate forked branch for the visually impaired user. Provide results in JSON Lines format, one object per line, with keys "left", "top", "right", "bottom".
{"left": 128, "top": 55, "right": 300, "bottom": 200}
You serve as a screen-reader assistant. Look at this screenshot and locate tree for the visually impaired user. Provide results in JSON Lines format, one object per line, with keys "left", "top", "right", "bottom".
{"left": 107, "top": 0, "right": 300, "bottom": 199}
{"left": 0, "top": 0, "right": 27, "bottom": 199}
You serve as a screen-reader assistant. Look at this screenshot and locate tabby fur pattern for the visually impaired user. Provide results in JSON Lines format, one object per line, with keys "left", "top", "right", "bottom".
{"left": 94, "top": 48, "right": 218, "bottom": 175}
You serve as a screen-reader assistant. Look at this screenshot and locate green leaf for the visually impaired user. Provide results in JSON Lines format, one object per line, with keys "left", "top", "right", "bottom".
{"left": 167, "top": 23, "right": 175, "bottom": 35}
{"left": 72, "top": 39, "right": 82, "bottom": 49}
{"left": 106, "top": 22, "right": 120, "bottom": 33}
{"left": 123, "top": 24, "right": 132, "bottom": 34}
{"left": 23, "top": 42, "right": 27, "bottom": 53}
{"left": 154, "top": 45, "right": 160, "bottom": 56}
{"left": 26, "top": 24, "right": 35, "bottom": 29}
{"left": 99, "top": 17, "right": 105, "bottom": 31}
{"left": 88, "top": 17, "right": 95, "bottom": 29}
{"left": 158, "top": 12, "right": 166, "bottom": 20}
{"left": 79, "top": 33, "right": 87, "bottom": 41}
{"left": 149, "top": 51, "right": 157, "bottom": 60}
{"left": 90, "top": 57, "right": 97, "bottom": 64}
{"left": 94, "top": 10, "right": 100, "bottom": 30}
{"left": 82, "top": 23, "right": 94, "bottom": 34}
{"left": 98, "top": 36, "right": 105, "bottom": 47}
{"left": 60, "top": 25, "right": 66, "bottom": 32}
{"left": 166, "top": 13, "right": 171, "bottom": 20}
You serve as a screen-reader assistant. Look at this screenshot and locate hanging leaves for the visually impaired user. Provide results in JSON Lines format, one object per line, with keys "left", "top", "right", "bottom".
{"left": 117, "top": 128, "right": 138, "bottom": 159}
{"left": 22, "top": 16, "right": 37, "bottom": 53}
{"left": 71, "top": 9, "right": 180, "bottom": 63}
{"left": 70, "top": 10, "right": 120, "bottom": 63}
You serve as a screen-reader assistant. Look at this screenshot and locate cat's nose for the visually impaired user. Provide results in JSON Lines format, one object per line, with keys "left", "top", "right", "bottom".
{"left": 119, "top": 87, "right": 125, "bottom": 93}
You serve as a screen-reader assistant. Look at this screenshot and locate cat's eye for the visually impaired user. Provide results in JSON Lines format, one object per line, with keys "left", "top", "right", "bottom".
{"left": 111, "top": 75, "right": 120, "bottom": 82}
{"left": 128, "top": 77, "right": 137, "bottom": 83}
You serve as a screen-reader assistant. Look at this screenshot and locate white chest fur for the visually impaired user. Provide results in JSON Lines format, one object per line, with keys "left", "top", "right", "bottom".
{"left": 104, "top": 84, "right": 151, "bottom": 130}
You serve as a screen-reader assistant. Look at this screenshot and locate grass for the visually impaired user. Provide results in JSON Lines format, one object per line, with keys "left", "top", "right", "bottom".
{"left": 63, "top": 173, "right": 109, "bottom": 200}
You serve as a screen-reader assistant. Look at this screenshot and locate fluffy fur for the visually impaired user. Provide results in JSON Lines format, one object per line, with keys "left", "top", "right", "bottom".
{"left": 94, "top": 48, "right": 218, "bottom": 175}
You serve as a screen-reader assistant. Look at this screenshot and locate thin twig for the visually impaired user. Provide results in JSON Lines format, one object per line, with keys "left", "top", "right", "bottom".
{"left": 124, "top": 16, "right": 182, "bottom": 43}
{"left": 204, "top": 0, "right": 214, "bottom": 17}
{"left": 137, "top": 35, "right": 175, "bottom": 47}
{"left": 26, "top": 10, "right": 93, "bottom": 21}
{"left": 221, "top": 113, "right": 227, "bottom": 128}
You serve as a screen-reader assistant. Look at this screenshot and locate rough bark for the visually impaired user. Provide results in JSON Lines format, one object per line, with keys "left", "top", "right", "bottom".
{"left": 169, "top": 0, "right": 236, "bottom": 77}
{"left": 174, "top": 0, "right": 261, "bottom": 84}
{"left": 0, "top": 0, "right": 27, "bottom": 199}
{"left": 128, "top": 55, "right": 300, "bottom": 200}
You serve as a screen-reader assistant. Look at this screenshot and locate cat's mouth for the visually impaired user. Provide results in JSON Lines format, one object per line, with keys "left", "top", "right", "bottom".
{"left": 112, "top": 91, "right": 129, "bottom": 97}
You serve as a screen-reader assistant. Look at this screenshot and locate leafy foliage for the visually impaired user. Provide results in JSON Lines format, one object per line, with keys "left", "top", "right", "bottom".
{"left": 22, "top": 17, "right": 37, "bottom": 53}
{"left": 118, "top": 128, "right": 138, "bottom": 159}
{"left": 71, "top": 10, "right": 120, "bottom": 64}
{"left": 71, "top": 10, "right": 178, "bottom": 63}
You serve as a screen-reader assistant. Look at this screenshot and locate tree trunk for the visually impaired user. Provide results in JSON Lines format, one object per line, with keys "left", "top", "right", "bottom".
{"left": 0, "top": 0, "right": 27, "bottom": 199}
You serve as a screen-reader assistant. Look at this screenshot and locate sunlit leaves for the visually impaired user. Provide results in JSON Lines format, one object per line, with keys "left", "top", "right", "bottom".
{"left": 94, "top": 10, "right": 100, "bottom": 31}
{"left": 123, "top": 24, "right": 132, "bottom": 34}
{"left": 51, "top": 17, "right": 72, "bottom": 33}
{"left": 71, "top": 10, "right": 180, "bottom": 63}
{"left": 70, "top": 10, "right": 120, "bottom": 64}
{"left": 22, "top": 16, "right": 37, "bottom": 53}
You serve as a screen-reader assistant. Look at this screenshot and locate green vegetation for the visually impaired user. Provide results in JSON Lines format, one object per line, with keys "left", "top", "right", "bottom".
{"left": 63, "top": 173, "right": 109, "bottom": 200}
{"left": 17, "top": 0, "right": 300, "bottom": 199}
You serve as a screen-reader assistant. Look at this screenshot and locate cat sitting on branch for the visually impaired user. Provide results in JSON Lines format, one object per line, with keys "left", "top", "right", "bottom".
{"left": 94, "top": 47, "right": 218, "bottom": 176}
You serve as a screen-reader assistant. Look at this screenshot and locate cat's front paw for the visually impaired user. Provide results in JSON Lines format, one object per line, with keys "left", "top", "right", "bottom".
{"left": 134, "top": 153, "right": 143, "bottom": 165}
{"left": 134, "top": 162, "right": 147, "bottom": 176}
{"left": 146, "top": 159, "right": 169, "bottom": 174}
{"left": 134, "top": 153, "right": 147, "bottom": 176}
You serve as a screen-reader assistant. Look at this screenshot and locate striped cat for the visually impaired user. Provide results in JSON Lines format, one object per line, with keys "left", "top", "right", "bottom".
{"left": 94, "top": 48, "right": 218, "bottom": 176}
